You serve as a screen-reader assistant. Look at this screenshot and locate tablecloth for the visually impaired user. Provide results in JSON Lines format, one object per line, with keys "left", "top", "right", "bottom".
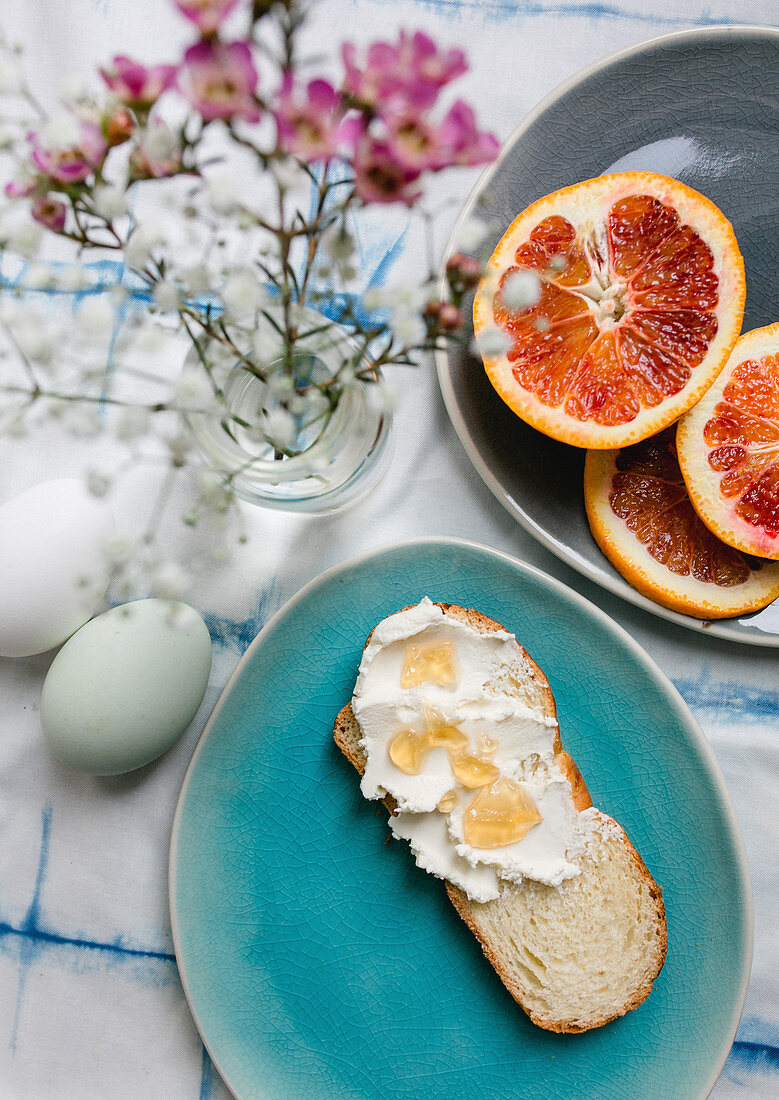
{"left": 1, "top": 0, "right": 777, "bottom": 1096}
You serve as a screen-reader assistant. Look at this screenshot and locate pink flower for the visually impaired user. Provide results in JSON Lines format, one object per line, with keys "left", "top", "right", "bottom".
{"left": 5, "top": 178, "right": 38, "bottom": 199}
{"left": 425, "top": 298, "right": 463, "bottom": 332}
{"left": 103, "top": 105, "right": 136, "bottom": 147}
{"left": 445, "top": 252, "right": 482, "bottom": 293}
{"left": 352, "top": 134, "right": 422, "bottom": 206}
{"left": 274, "top": 72, "right": 343, "bottom": 160}
{"left": 434, "top": 100, "right": 499, "bottom": 167}
{"left": 31, "top": 195, "right": 67, "bottom": 232}
{"left": 174, "top": 0, "right": 240, "bottom": 35}
{"left": 100, "top": 56, "right": 176, "bottom": 108}
{"left": 383, "top": 110, "right": 443, "bottom": 172}
{"left": 342, "top": 31, "right": 467, "bottom": 112}
{"left": 29, "top": 122, "right": 107, "bottom": 185}
{"left": 128, "top": 118, "right": 183, "bottom": 179}
{"left": 179, "top": 40, "right": 260, "bottom": 123}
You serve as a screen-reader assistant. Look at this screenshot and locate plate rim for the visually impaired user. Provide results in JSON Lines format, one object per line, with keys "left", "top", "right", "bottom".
{"left": 169, "top": 535, "right": 754, "bottom": 1100}
{"left": 434, "top": 22, "right": 779, "bottom": 649}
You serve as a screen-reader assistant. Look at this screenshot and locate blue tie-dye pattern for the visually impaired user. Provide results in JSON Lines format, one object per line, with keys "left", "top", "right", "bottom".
{"left": 726, "top": 1040, "right": 779, "bottom": 1079}
{"left": 379, "top": 0, "right": 740, "bottom": 28}
{"left": 2, "top": 807, "right": 178, "bottom": 1055}
{"left": 198, "top": 1044, "right": 220, "bottom": 1100}
{"left": 7, "top": 806, "right": 52, "bottom": 1053}
{"left": 203, "top": 579, "right": 281, "bottom": 654}
{"left": 674, "top": 673, "right": 779, "bottom": 723}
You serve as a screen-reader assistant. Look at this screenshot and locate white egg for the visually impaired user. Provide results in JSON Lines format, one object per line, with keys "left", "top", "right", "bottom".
{"left": 0, "top": 479, "right": 114, "bottom": 657}
{"left": 40, "top": 599, "right": 213, "bottom": 775}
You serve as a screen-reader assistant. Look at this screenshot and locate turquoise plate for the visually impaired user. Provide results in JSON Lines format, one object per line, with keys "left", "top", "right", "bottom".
{"left": 170, "top": 539, "right": 752, "bottom": 1099}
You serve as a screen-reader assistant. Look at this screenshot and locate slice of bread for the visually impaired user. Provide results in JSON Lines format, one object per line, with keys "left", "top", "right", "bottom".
{"left": 333, "top": 603, "right": 667, "bottom": 1033}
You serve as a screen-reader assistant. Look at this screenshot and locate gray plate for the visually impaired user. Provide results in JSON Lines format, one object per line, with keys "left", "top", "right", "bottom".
{"left": 436, "top": 25, "right": 779, "bottom": 647}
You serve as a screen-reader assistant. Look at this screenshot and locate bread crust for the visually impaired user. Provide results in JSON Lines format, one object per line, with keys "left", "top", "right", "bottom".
{"left": 333, "top": 602, "right": 666, "bottom": 1033}
{"left": 444, "top": 817, "right": 667, "bottom": 1032}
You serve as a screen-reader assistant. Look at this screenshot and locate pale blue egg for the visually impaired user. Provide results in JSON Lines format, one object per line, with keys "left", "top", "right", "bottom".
{"left": 40, "top": 599, "right": 212, "bottom": 775}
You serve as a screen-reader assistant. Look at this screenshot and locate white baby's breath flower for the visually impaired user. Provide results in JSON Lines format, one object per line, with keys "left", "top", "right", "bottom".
{"left": 206, "top": 168, "right": 241, "bottom": 214}
{"left": 24, "top": 263, "right": 54, "bottom": 290}
{"left": 308, "top": 453, "right": 329, "bottom": 474}
{"left": 145, "top": 121, "right": 180, "bottom": 163}
{"left": 58, "top": 72, "right": 89, "bottom": 105}
{"left": 337, "top": 363, "right": 356, "bottom": 385}
{"left": 115, "top": 405, "right": 150, "bottom": 441}
{"left": 176, "top": 263, "right": 210, "bottom": 296}
{"left": 76, "top": 358, "right": 110, "bottom": 385}
{"left": 133, "top": 323, "right": 166, "bottom": 355}
{"left": 391, "top": 311, "right": 426, "bottom": 346}
{"left": 322, "top": 224, "right": 356, "bottom": 263}
{"left": 367, "top": 376, "right": 398, "bottom": 414}
{"left": 0, "top": 57, "right": 21, "bottom": 94}
{"left": 151, "top": 561, "right": 189, "bottom": 600}
{"left": 262, "top": 407, "right": 296, "bottom": 450}
{"left": 76, "top": 295, "right": 116, "bottom": 338}
{"left": 55, "top": 265, "right": 90, "bottom": 292}
{"left": 92, "top": 184, "right": 127, "bottom": 221}
{"left": 11, "top": 307, "right": 53, "bottom": 362}
{"left": 167, "top": 430, "right": 192, "bottom": 466}
{"left": 194, "top": 472, "right": 234, "bottom": 520}
{"left": 4, "top": 414, "right": 28, "bottom": 438}
{"left": 210, "top": 544, "right": 232, "bottom": 565}
{"left": 222, "top": 269, "right": 264, "bottom": 320}
{"left": 251, "top": 323, "right": 281, "bottom": 364}
{"left": 393, "top": 285, "right": 429, "bottom": 313}
{"left": 63, "top": 404, "right": 101, "bottom": 437}
{"left": 288, "top": 386, "right": 324, "bottom": 418}
{"left": 361, "top": 287, "right": 390, "bottom": 312}
{"left": 266, "top": 372, "right": 295, "bottom": 399}
{"left": 501, "top": 269, "right": 541, "bottom": 310}
{"left": 6, "top": 220, "right": 41, "bottom": 257}
{"left": 173, "top": 367, "right": 215, "bottom": 411}
{"left": 454, "top": 215, "right": 491, "bottom": 252}
{"left": 195, "top": 470, "right": 217, "bottom": 496}
{"left": 153, "top": 279, "right": 180, "bottom": 313}
{"left": 125, "top": 220, "right": 166, "bottom": 269}
{"left": 473, "top": 325, "right": 512, "bottom": 358}
{"left": 86, "top": 470, "right": 111, "bottom": 497}
{"left": 104, "top": 532, "right": 134, "bottom": 565}
{"left": 0, "top": 121, "right": 20, "bottom": 149}
{"left": 39, "top": 111, "right": 81, "bottom": 151}
{"left": 272, "top": 157, "right": 306, "bottom": 192}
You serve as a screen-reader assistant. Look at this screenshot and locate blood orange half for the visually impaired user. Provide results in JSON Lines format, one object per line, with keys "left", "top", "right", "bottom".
{"left": 677, "top": 322, "right": 779, "bottom": 560}
{"left": 584, "top": 426, "right": 779, "bottom": 618}
{"left": 474, "top": 172, "right": 745, "bottom": 448}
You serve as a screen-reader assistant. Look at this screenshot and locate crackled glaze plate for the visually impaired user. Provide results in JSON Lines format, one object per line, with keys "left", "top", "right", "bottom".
{"left": 436, "top": 25, "right": 779, "bottom": 646}
{"left": 170, "top": 538, "right": 751, "bottom": 1100}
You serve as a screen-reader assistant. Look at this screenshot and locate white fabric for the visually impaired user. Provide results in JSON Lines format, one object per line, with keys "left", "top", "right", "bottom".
{"left": 1, "top": 1, "right": 778, "bottom": 1096}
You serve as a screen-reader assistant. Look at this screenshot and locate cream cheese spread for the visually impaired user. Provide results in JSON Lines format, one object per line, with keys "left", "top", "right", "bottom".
{"left": 351, "top": 598, "right": 589, "bottom": 903}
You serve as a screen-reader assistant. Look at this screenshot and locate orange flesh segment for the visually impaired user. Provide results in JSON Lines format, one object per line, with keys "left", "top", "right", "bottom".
{"left": 496, "top": 196, "right": 720, "bottom": 427}
{"left": 703, "top": 354, "right": 779, "bottom": 536}
{"left": 512, "top": 214, "right": 593, "bottom": 287}
{"left": 609, "top": 427, "right": 756, "bottom": 586}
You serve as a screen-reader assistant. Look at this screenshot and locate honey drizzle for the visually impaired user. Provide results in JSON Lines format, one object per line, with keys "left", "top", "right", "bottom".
{"left": 388, "top": 636, "right": 544, "bottom": 849}
{"left": 401, "top": 638, "right": 458, "bottom": 688}
{"left": 463, "top": 778, "right": 543, "bottom": 849}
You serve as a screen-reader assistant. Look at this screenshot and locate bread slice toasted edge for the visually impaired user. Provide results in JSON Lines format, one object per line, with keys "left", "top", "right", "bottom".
{"left": 333, "top": 603, "right": 667, "bottom": 1033}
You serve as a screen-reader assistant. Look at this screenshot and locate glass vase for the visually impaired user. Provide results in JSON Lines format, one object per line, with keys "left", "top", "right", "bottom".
{"left": 184, "top": 307, "right": 392, "bottom": 513}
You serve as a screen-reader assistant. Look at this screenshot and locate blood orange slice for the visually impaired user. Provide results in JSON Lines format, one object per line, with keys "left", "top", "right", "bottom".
{"left": 474, "top": 172, "right": 745, "bottom": 448}
{"left": 677, "top": 323, "right": 779, "bottom": 560}
{"left": 584, "top": 426, "right": 779, "bottom": 618}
